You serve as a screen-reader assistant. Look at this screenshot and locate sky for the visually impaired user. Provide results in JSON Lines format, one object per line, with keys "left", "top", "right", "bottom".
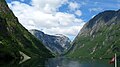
{"left": 6, "top": 0, "right": 120, "bottom": 41}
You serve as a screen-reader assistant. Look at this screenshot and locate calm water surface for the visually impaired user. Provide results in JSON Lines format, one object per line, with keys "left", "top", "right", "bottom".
{"left": 0, "top": 57, "right": 119, "bottom": 67}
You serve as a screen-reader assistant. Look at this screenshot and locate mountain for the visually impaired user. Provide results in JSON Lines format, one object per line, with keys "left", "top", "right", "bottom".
{"left": 29, "top": 29, "right": 71, "bottom": 55}
{"left": 0, "top": 0, "right": 53, "bottom": 60}
{"left": 68, "top": 10, "right": 120, "bottom": 58}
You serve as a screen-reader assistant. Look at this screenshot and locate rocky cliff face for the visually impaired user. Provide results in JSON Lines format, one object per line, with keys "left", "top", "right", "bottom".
{"left": 0, "top": 0, "right": 53, "bottom": 60}
{"left": 29, "top": 29, "right": 71, "bottom": 55}
{"left": 68, "top": 10, "right": 120, "bottom": 58}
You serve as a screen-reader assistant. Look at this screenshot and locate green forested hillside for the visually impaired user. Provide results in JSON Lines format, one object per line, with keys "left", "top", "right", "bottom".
{"left": 0, "top": 0, "right": 53, "bottom": 60}
{"left": 68, "top": 10, "right": 120, "bottom": 58}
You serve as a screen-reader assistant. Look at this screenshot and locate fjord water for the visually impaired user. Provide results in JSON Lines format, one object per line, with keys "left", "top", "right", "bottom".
{"left": 46, "top": 57, "right": 115, "bottom": 67}
{"left": 1, "top": 57, "right": 119, "bottom": 67}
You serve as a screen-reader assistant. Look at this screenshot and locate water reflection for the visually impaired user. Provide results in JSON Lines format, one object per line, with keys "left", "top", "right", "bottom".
{"left": 46, "top": 57, "right": 115, "bottom": 67}
{"left": 19, "top": 58, "right": 44, "bottom": 67}
{"left": 0, "top": 57, "right": 46, "bottom": 67}
{"left": 0, "top": 57, "right": 119, "bottom": 67}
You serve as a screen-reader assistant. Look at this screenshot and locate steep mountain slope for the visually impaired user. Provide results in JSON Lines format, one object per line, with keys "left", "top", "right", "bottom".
{"left": 0, "top": 0, "right": 53, "bottom": 60}
{"left": 68, "top": 10, "right": 120, "bottom": 58}
{"left": 29, "top": 29, "right": 71, "bottom": 55}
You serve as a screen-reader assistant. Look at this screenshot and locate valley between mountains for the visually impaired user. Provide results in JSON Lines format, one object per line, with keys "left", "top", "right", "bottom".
{"left": 0, "top": 0, "right": 120, "bottom": 61}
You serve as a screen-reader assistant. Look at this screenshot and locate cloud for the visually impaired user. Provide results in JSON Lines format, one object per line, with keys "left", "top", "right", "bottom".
{"left": 8, "top": 0, "right": 85, "bottom": 40}
{"left": 68, "top": 2, "right": 82, "bottom": 17}
{"left": 31, "top": 0, "right": 68, "bottom": 13}
{"left": 75, "top": 10, "right": 82, "bottom": 16}
{"left": 68, "top": 2, "right": 80, "bottom": 11}
{"left": 81, "top": 2, "right": 87, "bottom": 5}
{"left": 89, "top": 7, "right": 103, "bottom": 12}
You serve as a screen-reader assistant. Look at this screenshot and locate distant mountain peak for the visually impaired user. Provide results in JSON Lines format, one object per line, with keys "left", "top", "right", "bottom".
{"left": 29, "top": 29, "right": 71, "bottom": 55}
{"left": 55, "top": 34, "right": 67, "bottom": 37}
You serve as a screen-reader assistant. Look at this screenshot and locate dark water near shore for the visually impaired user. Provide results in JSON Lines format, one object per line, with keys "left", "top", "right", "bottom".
{"left": 0, "top": 57, "right": 119, "bottom": 67}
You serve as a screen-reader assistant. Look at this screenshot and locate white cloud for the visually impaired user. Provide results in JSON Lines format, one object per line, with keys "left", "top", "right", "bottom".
{"left": 44, "top": 25, "right": 84, "bottom": 36}
{"left": 31, "top": 0, "right": 68, "bottom": 13}
{"left": 75, "top": 10, "right": 82, "bottom": 16}
{"left": 89, "top": 7, "right": 103, "bottom": 12}
{"left": 8, "top": 0, "right": 85, "bottom": 40}
{"left": 68, "top": 2, "right": 80, "bottom": 11}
